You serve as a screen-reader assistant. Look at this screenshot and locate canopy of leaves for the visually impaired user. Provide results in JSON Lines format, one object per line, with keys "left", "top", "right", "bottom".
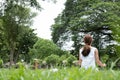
{"left": 51, "top": 0, "right": 120, "bottom": 57}
{"left": 0, "top": 1, "right": 38, "bottom": 63}
{"left": 29, "top": 38, "right": 65, "bottom": 60}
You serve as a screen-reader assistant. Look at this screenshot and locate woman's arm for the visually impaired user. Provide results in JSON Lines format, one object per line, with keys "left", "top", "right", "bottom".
{"left": 78, "top": 57, "right": 82, "bottom": 66}
{"left": 78, "top": 49, "right": 82, "bottom": 65}
{"left": 95, "top": 49, "right": 106, "bottom": 67}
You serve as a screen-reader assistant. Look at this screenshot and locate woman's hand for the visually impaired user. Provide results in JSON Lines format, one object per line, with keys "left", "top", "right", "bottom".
{"left": 102, "top": 63, "right": 106, "bottom": 67}
{"left": 78, "top": 59, "right": 82, "bottom": 65}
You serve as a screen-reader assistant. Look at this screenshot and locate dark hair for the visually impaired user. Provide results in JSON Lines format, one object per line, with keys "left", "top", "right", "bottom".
{"left": 82, "top": 34, "right": 92, "bottom": 57}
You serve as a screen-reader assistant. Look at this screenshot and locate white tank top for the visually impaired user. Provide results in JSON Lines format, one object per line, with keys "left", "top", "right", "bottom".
{"left": 79, "top": 46, "right": 96, "bottom": 69}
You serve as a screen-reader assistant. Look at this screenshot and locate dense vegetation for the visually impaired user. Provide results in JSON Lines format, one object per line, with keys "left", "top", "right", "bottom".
{"left": 0, "top": 1, "right": 120, "bottom": 80}
{"left": 51, "top": 0, "right": 120, "bottom": 68}
{"left": 0, "top": 67, "right": 120, "bottom": 80}
{"left": 0, "top": 0, "right": 60, "bottom": 66}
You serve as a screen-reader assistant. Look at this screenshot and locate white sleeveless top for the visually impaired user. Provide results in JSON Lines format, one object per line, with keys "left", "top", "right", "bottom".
{"left": 79, "top": 46, "right": 96, "bottom": 69}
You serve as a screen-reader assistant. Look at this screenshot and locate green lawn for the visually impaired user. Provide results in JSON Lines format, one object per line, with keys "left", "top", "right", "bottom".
{"left": 0, "top": 67, "right": 119, "bottom": 80}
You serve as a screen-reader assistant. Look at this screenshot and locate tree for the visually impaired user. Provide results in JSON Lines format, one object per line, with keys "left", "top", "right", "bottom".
{"left": 1, "top": 4, "right": 37, "bottom": 65}
{"left": 29, "top": 38, "right": 65, "bottom": 60}
{"left": 0, "top": 0, "right": 57, "bottom": 65}
{"left": 51, "top": 14, "right": 69, "bottom": 48}
{"left": 0, "top": 0, "right": 41, "bottom": 11}
{"left": 14, "top": 27, "right": 38, "bottom": 63}
{"left": 0, "top": 0, "right": 56, "bottom": 12}
{"left": 0, "top": 20, "right": 9, "bottom": 62}
{"left": 51, "top": 0, "right": 120, "bottom": 58}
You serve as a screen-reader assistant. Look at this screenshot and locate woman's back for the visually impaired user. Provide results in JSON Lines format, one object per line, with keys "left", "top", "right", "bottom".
{"left": 79, "top": 34, "right": 106, "bottom": 69}
{"left": 80, "top": 46, "right": 96, "bottom": 69}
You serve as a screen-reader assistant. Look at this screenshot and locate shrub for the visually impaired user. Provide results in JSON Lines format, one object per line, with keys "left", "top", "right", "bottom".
{"left": 29, "top": 38, "right": 64, "bottom": 60}
{"left": 16, "top": 61, "right": 25, "bottom": 69}
{"left": 0, "top": 59, "right": 3, "bottom": 68}
{"left": 67, "top": 55, "right": 77, "bottom": 66}
{"left": 59, "top": 54, "right": 69, "bottom": 66}
{"left": 45, "top": 54, "right": 60, "bottom": 67}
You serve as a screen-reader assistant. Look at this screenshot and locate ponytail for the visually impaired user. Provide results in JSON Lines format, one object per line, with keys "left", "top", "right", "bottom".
{"left": 82, "top": 45, "right": 91, "bottom": 57}
{"left": 81, "top": 34, "right": 92, "bottom": 56}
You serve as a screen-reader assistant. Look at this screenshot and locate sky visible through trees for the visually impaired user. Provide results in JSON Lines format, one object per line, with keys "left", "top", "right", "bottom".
{"left": 32, "top": 0, "right": 66, "bottom": 40}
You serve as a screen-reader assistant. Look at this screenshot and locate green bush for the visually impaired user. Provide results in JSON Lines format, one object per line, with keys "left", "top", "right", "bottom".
{"left": 67, "top": 55, "right": 77, "bottom": 66}
{"left": 0, "top": 59, "right": 3, "bottom": 68}
{"left": 45, "top": 54, "right": 60, "bottom": 67}
{"left": 59, "top": 55, "right": 67, "bottom": 66}
{"left": 16, "top": 61, "right": 25, "bottom": 69}
{"left": 29, "top": 38, "right": 64, "bottom": 59}
{"left": 59, "top": 54, "right": 70, "bottom": 66}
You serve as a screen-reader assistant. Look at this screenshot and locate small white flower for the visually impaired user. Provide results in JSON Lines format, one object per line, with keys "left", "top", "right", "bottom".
{"left": 62, "top": 60, "right": 67, "bottom": 64}
{"left": 21, "top": 59, "right": 24, "bottom": 62}
{"left": 50, "top": 68, "right": 58, "bottom": 72}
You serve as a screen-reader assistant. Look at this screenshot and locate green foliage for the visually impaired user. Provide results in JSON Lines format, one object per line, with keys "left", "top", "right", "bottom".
{"left": 101, "top": 53, "right": 109, "bottom": 63}
{"left": 59, "top": 52, "right": 69, "bottom": 66}
{"left": 0, "top": 2, "right": 37, "bottom": 64}
{"left": 1, "top": 0, "right": 41, "bottom": 11}
{"left": 59, "top": 53, "right": 69, "bottom": 62}
{"left": 66, "top": 55, "right": 77, "bottom": 66}
{"left": 51, "top": 14, "right": 68, "bottom": 47}
{"left": 51, "top": 0, "right": 120, "bottom": 64}
{"left": 45, "top": 54, "right": 60, "bottom": 67}
{"left": 15, "top": 27, "right": 38, "bottom": 62}
{"left": 0, "top": 0, "right": 57, "bottom": 64}
{"left": 0, "top": 67, "right": 120, "bottom": 80}
{"left": 115, "top": 45, "right": 120, "bottom": 57}
{"left": 110, "top": 58, "right": 120, "bottom": 70}
{"left": 16, "top": 61, "right": 25, "bottom": 69}
{"left": 59, "top": 53, "right": 77, "bottom": 67}
{"left": 0, "top": 59, "right": 3, "bottom": 68}
{"left": 29, "top": 38, "right": 65, "bottom": 59}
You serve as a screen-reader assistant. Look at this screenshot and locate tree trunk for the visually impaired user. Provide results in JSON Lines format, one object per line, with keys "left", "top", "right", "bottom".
{"left": 9, "top": 41, "right": 15, "bottom": 66}
{"left": 14, "top": 50, "right": 19, "bottom": 64}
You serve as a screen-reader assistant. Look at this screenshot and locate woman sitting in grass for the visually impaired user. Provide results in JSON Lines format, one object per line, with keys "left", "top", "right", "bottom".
{"left": 79, "top": 34, "right": 106, "bottom": 69}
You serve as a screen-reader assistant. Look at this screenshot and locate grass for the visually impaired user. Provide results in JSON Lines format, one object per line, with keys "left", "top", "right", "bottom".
{"left": 0, "top": 67, "right": 120, "bottom": 80}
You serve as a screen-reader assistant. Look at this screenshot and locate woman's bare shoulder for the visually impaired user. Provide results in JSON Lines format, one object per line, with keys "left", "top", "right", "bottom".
{"left": 91, "top": 46, "right": 97, "bottom": 50}
{"left": 79, "top": 47, "right": 83, "bottom": 50}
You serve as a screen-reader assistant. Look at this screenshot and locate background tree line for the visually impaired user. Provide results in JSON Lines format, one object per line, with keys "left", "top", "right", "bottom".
{"left": 1, "top": 0, "right": 120, "bottom": 68}
{"left": 0, "top": 0, "right": 67, "bottom": 67}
